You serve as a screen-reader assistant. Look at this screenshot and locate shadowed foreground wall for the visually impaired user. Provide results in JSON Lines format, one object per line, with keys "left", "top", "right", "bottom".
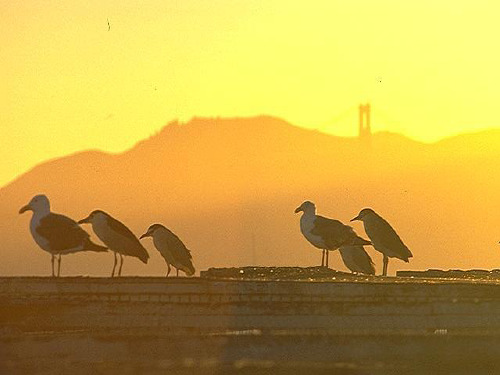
{"left": 2, "top": 276, "right": 500, "bottom": 374}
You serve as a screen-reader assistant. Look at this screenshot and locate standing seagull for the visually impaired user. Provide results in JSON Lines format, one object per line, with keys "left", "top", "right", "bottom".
{"left": 19, "top": 195, "right": 108, "bottom": 277}
{"left": 140, "top": 224, "right": 195, "bottom": 277}
{"left": 78, "top": 210, "right": 149, "bottom": 276}
{"left": 351, "top": 208, "right": 412, "bottom": 276}
{"left": 338, "top": 245, "right": 376, "bottom": 275}
{"left": 295, "top": 201, "right": 371, "bottom": 268}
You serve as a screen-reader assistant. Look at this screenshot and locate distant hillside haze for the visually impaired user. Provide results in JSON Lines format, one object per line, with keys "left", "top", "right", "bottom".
{"left": 2, "top": 116, "right": 500, "bottom": 276}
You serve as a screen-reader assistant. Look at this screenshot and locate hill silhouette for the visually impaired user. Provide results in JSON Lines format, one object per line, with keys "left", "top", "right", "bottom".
{"left": 1, "top": 116, "right": 500, "bottom": 276}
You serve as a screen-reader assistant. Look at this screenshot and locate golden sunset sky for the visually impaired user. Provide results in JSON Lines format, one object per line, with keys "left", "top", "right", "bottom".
{"left": 2, "top": 0, "right": 500, "bottom": 186}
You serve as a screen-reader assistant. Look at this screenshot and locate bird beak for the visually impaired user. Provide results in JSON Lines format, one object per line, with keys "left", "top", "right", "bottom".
{"left": 294, "top": 207, "right": 302, "bottom": 214}
{"left": 350, "top": 215, "right": 361, "bottom": 222}
{"left": 78, "top": 216, "right": 91, "bottom": 224}
{"left": 139, "top": 232, "right": 149, "bottom": 239}
{"left": 19, "top": 204, "right": 31, "bottom": 214}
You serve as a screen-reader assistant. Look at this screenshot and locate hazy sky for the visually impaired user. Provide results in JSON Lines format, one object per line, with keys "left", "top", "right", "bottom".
{"left": 2, "top": 0, "right": 500, "bottom": 186}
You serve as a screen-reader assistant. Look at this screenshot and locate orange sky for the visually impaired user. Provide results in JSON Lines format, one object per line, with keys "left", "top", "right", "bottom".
{"left": 2, "top": 0, "right": 500, "bottom": 187}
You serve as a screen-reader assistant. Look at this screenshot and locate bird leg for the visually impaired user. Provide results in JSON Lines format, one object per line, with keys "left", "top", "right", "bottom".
{"left": 382, "top": 255, "right": 389, "bottom": 276}
{"left": 176, "top": 268, "right": 179, "bottom": 277}
{"left": 321, "top": 250, "right": 326, "bottom": 267}
{"left": 166, "top": 263, "right": 171, "bottom": 277}
{"left": 57, "top": 255, "right": 61, "bottom": 277}
{"left": 118, "top": 254, "right": 124, "bottom": 276}
{"left": 325, "top": 250, "right": 329, "bottom": 268}
{"left": 51, "top": 255, "right": 55, "bottom": 277}
{"left": 111, "top": 252, "right": 118, "bottom": 277}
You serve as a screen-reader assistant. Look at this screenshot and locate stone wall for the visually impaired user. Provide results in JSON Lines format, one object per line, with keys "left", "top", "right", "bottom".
{"left": 2, "top": 276, "right": 500, "bottom": 373}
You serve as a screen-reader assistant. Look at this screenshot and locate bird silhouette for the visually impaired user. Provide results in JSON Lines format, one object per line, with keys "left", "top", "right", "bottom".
{"left": 140, "top": 224, "right": 195, "bottom": 277}
{"left": 79, "top": 210, "right": 149, "bottom": 277}
{"left": 295, "top": 201, "right": 371, "bottom": 268}
{"left": 351, "top": 208, "right": 412, "bottom": 276}
{"left": 339, "top": 245, "right": 375, "bottom": 275}
{"left": 19, "top": 195, "right": 107, "bottom": 277}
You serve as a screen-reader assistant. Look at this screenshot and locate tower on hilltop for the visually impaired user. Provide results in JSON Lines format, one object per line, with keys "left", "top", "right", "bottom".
{"left": 358, "top": 103, "right": 371, "bottom": 140}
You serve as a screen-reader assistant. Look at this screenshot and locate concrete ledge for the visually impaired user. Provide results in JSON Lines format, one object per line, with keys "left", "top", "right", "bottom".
{"left": 2, "top": 274, "right": 500, "bottom": 374}
{"left": 2, "top": 276, "right": 500, "bottom": 334}
{"left": 398, "top": 269, "right": 500, "bottom": 279}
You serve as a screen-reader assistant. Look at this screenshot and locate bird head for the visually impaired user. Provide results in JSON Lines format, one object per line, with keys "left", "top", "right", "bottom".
{"left": 19, "top": 194, "right": 50, "bottom": 215}
{"left": 294, "top": 201, "right": 316, "bottom": 214}
{"left": 78, "top": 210, "right": 106, "bottom": 225}
{"left": 140, "top": 223, "right": 165, "bottom": 239}
{"left": 351, "top": 208, "right": 375, "bottom": 222}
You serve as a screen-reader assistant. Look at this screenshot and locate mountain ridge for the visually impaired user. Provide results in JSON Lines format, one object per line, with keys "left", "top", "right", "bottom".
{"left": 5, "top": 116, "right": 500, "bottom": 192}
{"left": 1, "top": 116, "right": 500, "bottom": 276}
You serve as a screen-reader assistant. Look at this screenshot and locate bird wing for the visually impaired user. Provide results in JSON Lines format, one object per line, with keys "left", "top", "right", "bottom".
{"left": 36, "top": 213, "right": 89, "bottom": 252}
{"left": 370, "top": 216, "right": 413, "bottom": 260}
{"left": 106, "top": 216, "right": 149, "bottom": 262}
{"left": 164, "top": 229, "right": 192, "bottom": 261}
{"left": 162, "top": 229, "right": 194, "bottom": 275}
{"left": 311, "top": 216, "right": 357, "bottom": 249}
{"left": 106, "top": 215, "right": 140, "bottom": 243}
{"left": 349, "top": 246, "right": 375, "bottom": 275}
{"left": 339, "top": 245, "right": 375, "bottom": 274}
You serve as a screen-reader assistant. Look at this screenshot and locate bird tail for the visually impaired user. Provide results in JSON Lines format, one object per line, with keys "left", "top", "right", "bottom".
{"left": 366, "top": 256, "right": 376, "bottom": 275}
{"left": 350, "top": 236, "right": 372, "bottom": 246}
{"left": 138, "top": 248, "right": 149, "bottom": 264}
{"left": 84, "top": 238, "right": 108, "bottom": 252}
{"left": 181, "top": 261, "right": 195, "bottom": 277}
{"left": 402, "top": 247, "right": 413, "bottom": 262}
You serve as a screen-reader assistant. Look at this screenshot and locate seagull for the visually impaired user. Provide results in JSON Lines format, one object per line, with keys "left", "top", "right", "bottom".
{"left": 19, "top": 195, "right": 108, "bottom": 277}
{"left": 351, "top": 208, "right": 412, "bottom": 276}
{"left": 338, "top": 245, "right": 375, "bottom": 275}
{"left": 295, "top": 201, "right": 371, "bottom": 268}
{"left": 78, "top": 210, "right": 149, "bottom": 277}
{"left": 140, "top": 224, "right": 195, "bottom": 277}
